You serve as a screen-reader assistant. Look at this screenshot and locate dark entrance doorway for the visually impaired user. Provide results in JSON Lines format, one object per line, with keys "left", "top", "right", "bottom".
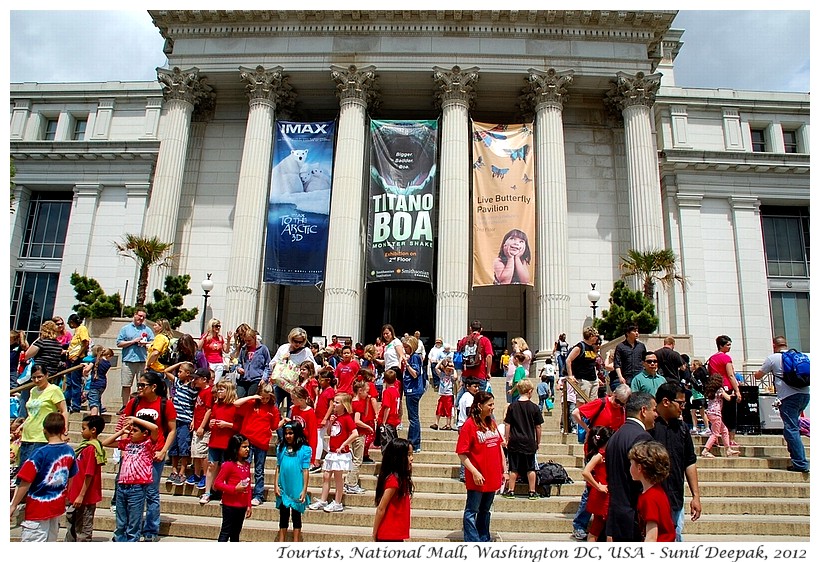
{"left": 364, "top": 282, "right": 436, "bottom": 346}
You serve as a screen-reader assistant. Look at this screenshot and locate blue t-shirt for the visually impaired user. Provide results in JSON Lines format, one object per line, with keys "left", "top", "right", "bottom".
{"left": 117, "top": 322, "right": 154, "bottom": 363}
{"left": 17, "top": 442, "right": 78, "bottom": 520}
{"left": 536, "top": 381, "right": 549, "bottom": 397}
{"left": 402, "top": 353, "right": 425, "bottom": 395}
{"left": 89, "top": 358, "right": 110, "bottom": 390}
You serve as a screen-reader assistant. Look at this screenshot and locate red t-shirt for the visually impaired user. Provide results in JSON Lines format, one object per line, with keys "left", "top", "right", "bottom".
{"left": 16, "top": 443, "right": 77, "bottom": 521}
{"left": 239, "top": 400, "right": 281, "bottom": 450}
{"left": 67, "top": 445, "right": 103, "bottom": 505}
{"left": 458, "top": 334, "right": 494, "bottom": 380}
{"left": 637, "top": 483, "right": 676, "bottom": 542}
{"left": 301, "top": 378, "right": 319, "bottom": 403}
{"left": 193, "top": 385, "right": 213, "bottom": 430}
{"left": 315, "top": 386, "right": 336, "bottom": 422}
{"left": 707, "top": 352, "right": 734, "bottom": 388}
{"left": 352, "top": 397, "right": 376, "bottom": 432}
{"left": 379, "top": 385, "right": 401, "bottom": 426}
{"left": 213, "top": 460, "right": 252, "bottom": 508}
{"left": 455, "top": 417, "right": 505, "bottom": 492}
{"left": 328, "top": 412, "right": 356, "bottom": 452}
{"left": 126, "top": 395, "right": 177, "bottom": 451}
{"left": 334, "top": 359, "right": 360, "bottom": 395}
{"left": 375, "top": 474, "right": 410, "bottom": 541}
{"left": 202, "top": 335, "right": 225, "bottom": 363}
{"left": 210, "top": 401, "right": 238, "bottom": 450}
{"left": 290, "top": 405, "right": 318, "bottom": 461}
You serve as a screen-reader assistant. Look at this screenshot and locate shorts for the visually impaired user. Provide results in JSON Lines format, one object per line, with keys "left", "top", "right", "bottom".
{"left": 87, "top": 387, "right": 104, "bottom": 410}
{"left": 121, "top": 361, "right": 145, "bottom": 388}
{"left": 507, "top": 450, "right": 537, "bottom": 474}
{"left": 436, "top": 395, "right": 454, "bottom": 417}
{"left": 20, "top": 516, "right": 61, "bottom": 542}
{"left": 208, "top": 446, "right": 226, "bottom": 463}
{"left": 169, "top": 423, "right": 192, "bottom": 457}
{"left": 191, "top": 431, "right": 210, "bottom": 459}
{"left": 323, "top": 451, "right": 352, "bottom": 472}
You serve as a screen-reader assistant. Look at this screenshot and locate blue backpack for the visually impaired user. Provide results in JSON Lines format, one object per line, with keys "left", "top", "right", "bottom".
{"left": 779, "top": 349, "right": 810, "bottom": 388}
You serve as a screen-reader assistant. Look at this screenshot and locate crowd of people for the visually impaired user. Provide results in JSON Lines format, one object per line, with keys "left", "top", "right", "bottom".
{"left": 9, "top": 313, "right": 809, "bottom": 544}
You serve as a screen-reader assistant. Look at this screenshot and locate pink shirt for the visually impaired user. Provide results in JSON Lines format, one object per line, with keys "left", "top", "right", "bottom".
{"left": 707, "top": 352, "right": 733, "bottom": 388}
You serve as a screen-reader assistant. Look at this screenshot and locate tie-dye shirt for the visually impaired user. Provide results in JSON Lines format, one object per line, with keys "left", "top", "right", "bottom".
{"left": 17, "top": 442, "right": 77, "bottom": 521}
{"left": 118, "top": 438, "right": 156, "bottom": 485}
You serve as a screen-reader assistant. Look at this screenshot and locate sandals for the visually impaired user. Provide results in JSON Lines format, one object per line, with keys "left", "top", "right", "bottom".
{"left": 442, "top": 425, "right": 452, "bottom": 431}
{"left": 701, "top": 449, "right": 715, "bottom": 458}
{"left": 429, "top": 424, "right": 439, "bottom": 430}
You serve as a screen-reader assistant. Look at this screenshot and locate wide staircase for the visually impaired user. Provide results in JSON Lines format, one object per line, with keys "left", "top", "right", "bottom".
{"left": 13, "top": 384, "right": 809, "bottom": 542}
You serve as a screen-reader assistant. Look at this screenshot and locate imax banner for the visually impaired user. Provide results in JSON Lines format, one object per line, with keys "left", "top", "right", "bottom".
{"left": 471, "top": 121, "right": 536, "bottom": 287}
{"left": 264, "top": 120, "right": 336, "bottom": 285}
{"left": 366, "top": 120, "right": 438, "bottom": 284}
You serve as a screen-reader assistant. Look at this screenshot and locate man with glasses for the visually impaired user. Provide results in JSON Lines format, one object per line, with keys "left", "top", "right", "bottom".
{"left": 629, "top": 351, "right": 665, "bottom": 397}
{"left": 650, "top": 382, "right": 701, "bottom": 541}
{"left": 116, "top": 309, "right": 154, "bottom": 414}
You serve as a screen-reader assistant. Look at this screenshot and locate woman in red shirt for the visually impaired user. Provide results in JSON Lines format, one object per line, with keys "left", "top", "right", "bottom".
{"left": 198, "top": 318, "right": 229, "bottom": 384}
{"left": 201, "top": 379, "right": 238, "bottom": 505}
{"left": 213, "top": 434, "right": 252, "bottom": 542}
{"left": 235, "top": 382, "right": 281, "bottom": 506}
{"left": 372, "top": 437, "right": 414, "bottom": 541}
{"left": 456, "top": 391, "right": 506, "bottom": 542}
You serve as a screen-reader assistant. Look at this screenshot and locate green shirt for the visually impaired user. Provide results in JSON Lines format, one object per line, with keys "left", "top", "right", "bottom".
{"left": 22, "top": 384, "right": 65, "bottom": 443}
{"left": 630, "top": 370, "right": 665, "bottom": 398}
{"left": 510, "top": 365, "right": 527, "bottom": 398}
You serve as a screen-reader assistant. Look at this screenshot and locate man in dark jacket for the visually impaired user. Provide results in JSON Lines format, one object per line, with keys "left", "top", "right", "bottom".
{"left": 650, "top": 382, "right": 701, "bottom": 541}
{"left": 605, "top": 392, "right": 657, "bottom": 541}
{"left": 612, "top": 324, "right": 646, "bottom": 391}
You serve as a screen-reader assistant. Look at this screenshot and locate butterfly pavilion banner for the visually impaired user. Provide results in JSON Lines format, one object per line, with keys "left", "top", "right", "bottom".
{"left": 366, "top": 119, "right": 438, "bottom": 284}
{"left": 471, "top": 121, "right": 536, "bottom": 287}
{"left": 264, "top": 120, "right": 336, "bottom": 285}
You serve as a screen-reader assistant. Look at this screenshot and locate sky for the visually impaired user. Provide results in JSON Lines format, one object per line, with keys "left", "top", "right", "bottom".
{"left": 7, "top": 9, "right": 812, "bottom": 93}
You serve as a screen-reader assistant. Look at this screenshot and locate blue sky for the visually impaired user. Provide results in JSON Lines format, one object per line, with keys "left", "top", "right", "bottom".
{"left": 8, "top": 10, "right": 811, "bottom": 93}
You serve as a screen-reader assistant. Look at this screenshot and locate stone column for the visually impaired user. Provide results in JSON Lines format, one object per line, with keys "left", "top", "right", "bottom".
{"left": 522, "top": 68, "right": 573, "bottom": 356}
{"left": 144, "top": 67, "right": 214, "bottom": 250}
{"left": 675, "top": 193, "right": 710, "bottom": 355}
{"left": 607, "top": 71, "right": 665, "bottom": 252}
{"left": 730, "top": 196, "right": 773, "bottom": 368}
{"left": 433, "top": 65, "right": 479, "bottom": 346}
{"left": 321, "top": 65, "right": 378, "bottom": 341}
{"left": 224, "top": 66, "right": 294, "bottom": 331}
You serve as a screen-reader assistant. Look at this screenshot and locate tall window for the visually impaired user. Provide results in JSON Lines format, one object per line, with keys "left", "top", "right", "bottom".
{"left": 761, "top": 206, "right": 810, "bottom": 277}
{"left": 770, "top": 292, "right": 810, "bottom": 352}
{"left": 72, "top": 119, "right": 87, "bottom": 141}
{"left": 10, "top": 272, "right": 60, "bottom": 341}
{"left": 783, "top": 130, "right": 798, "bottom": 154}
{"left": 43, "top": 119, "right": 58, "bottom": 141}
{"left": 20, "top": 192, "right": 73, "bottom": 259}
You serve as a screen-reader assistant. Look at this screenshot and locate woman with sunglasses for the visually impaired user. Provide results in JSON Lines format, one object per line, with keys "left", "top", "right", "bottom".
{"left": 123, "top": 371, "right": 177, "bottom": 542}
{"left": 17, "top": 363, "right": 69, "bottom": 467}
{"left": 270, "top": 328, "right": 318, "bottom": 409}
{"left": 199, "top": 318, "right": 229, "bottom": 384}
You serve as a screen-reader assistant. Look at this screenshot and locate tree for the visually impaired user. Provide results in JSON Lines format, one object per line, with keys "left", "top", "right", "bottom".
{"left": 114, "top": 234, "right": 174, "bottom": 307}
{"left": 141, "top": 274, "right": 199, "bottom": 329}
{"left": 619, "top": 248, "right": 687, "bottom": 301}
{"left": 593, "top": 280, "right": 658, "bottom": 341}
{"left": 70, "top": 272, "right": 124, "bottom": 319}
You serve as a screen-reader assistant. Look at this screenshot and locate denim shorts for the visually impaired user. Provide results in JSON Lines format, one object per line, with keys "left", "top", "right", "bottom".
{"left": 208, "top": 446, "right": 226, "bottom": 463}
{"left": 169, "top": 423, "right": 191, "bottom": 458}
{"left": 87, "top": 388, "right": 104, "bottom": 410}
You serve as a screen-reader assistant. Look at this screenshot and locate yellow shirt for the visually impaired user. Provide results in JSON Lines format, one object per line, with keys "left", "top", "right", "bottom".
{"left": 67, "top": 324, "right": 90, "bottom": 360}
{"left": 147, "top": 333, "right": 170, "bottom": 372}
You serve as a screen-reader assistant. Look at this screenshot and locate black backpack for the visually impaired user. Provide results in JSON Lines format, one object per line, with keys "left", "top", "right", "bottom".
{"left": 535, "top": 461, "right": 573, "bottom": 497}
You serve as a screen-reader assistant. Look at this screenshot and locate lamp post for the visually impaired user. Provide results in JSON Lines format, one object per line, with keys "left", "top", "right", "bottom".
{"left": 200, "top": 273, "right": 214, "bottom": 335}
{"left": 587, "top": 283, "right": 601, "bottom": 320}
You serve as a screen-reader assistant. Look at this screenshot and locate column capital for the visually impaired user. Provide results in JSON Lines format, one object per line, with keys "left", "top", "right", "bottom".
{"left": 521, "top": 68, "right": 574, "bottom": 114}
{"left": 157, "top": 66, "right": 216, "bottom": 113}
{"left": 605, "top": 71, "right": 663, "bottom": 113}
{"left": 239, "top": 65, "right": 297, "bottom": 114}
{"left": 432, "top": 65, "right": 480, "bottom": 109}
{"left": 330, "top": 64, "right": 379, "bottom": 109}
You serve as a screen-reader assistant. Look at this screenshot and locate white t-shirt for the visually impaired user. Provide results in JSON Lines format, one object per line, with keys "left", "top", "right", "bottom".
{"left": 456, "top": 391, "right": 474, "bottom": 429}
{"left": 383, "top": 338, "right": 403, "bottom": 370}
{"left": 270, "top": 343, "right": 317, "bottom": 370}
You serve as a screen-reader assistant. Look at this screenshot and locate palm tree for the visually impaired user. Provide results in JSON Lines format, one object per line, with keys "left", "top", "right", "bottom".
{"left": 114, "top": 234, "right": 174, "bottom": 307}
{"left": 619, "top": 248, "right": 687, "bottom": 301}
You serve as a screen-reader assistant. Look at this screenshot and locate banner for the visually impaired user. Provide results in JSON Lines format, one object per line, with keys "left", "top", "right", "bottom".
{"left": 471, "top": 121, "right": 536, "bottom": 287}
{"left": 264, "top": 120, "right": 336, "bottom": 285}
{"left": 366, "top": 120, "right": 438, "bottom": 284}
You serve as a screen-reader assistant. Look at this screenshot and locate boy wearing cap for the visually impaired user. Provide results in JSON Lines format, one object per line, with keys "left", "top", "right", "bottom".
{"left": 187, "top": 368, "right": 213, "bottom": 488}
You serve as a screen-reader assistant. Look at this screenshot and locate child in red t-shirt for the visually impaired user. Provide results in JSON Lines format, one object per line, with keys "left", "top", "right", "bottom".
{"left": 628, "top": 440, "right": 676, "bottom": 542}
{"left": 298, "top": 360, "right": 319, "bottom": 403}
{"left": 580, "top": 426, "right": 615, "bottom": 542}
{"left": 307, "top": 392, "right": 358, "bottom": 513}
{"left": 315, "top": 368, "right": 336, "bottom": 459}
{"left": 288, "top": 385, "right": 319, "bottom": 472}
{"left": 235, "top": 382, "right": 282, "bottom": 506}
{"left": 352, "top": 377, "right": 378, "bottom": 463}
{"left": 378, "top": 369, "right": 402, "bottom": 429}
{"left": 201, "top": 379, "right": 239, "bottom": 505}
{"left": 189, "top": 369, "right": 212, "bottom": 488}
{"left": 213, "top": 434, "right": 252, "bottom": 542}
{"left": 372, "top": 437, "right": 414, "bottom": 541}
{"left": 65, "top": 415, "right": 107, "bottom": 542}
{"left": 334, "top": 345, "right": 360, "bottom": 395}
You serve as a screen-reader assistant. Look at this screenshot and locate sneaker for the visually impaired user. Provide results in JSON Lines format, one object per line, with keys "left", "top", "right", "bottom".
{"left": 199, "top": 494, "right": 211, "bottom": 505}
{"left": 165, "top": 473, "right": 175, "bottom": 484}
{"left": 308, "top": 499, "right": 328, "bottom": 510}
{"left": 344, "top": 484, "right": 366, "bottom": 495}
{"left": 699, "top": 429, "right": 712, "bottom": 437}
{"left": 501, "top": 490, "right": 515, "bottom": 499}
{"left": 197, "top": 475, "right": 207, "bottom": 490}
{"left": 251, "top": 498, "right": 261, "bottom": 506}
{"left": 309, "top": 465, "right": 323, "bottom": 474}
{"left": 185, "top": 473, "right": 199, "bottom": 486}
{"left": 174, "top": 473, "right": 185, "bottom": 487}
{"left": 110, "top": 504, "right": 116, "bottom": 514}
{"left": 362, "top": 456, "right": 375, "bottom": 465}
{"left": 689, "top": 428, "right": 699, "bottom": 436}
{"left": 141, "top": 535, "right": 160, "bottom": 542}
{"left": 570, "top": 528, "right": 588, "bottom": 541}
{"left": 323, "top": 500, "right": 344, "bottom": 512}
{"left": 786, "top": 465, "right": 810, "bottom": 473}
{"left": 528, "top": 492, "right": 539, "bottom": 500}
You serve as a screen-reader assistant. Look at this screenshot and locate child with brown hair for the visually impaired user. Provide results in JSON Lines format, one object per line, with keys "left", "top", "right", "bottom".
{"left": 701, "top": 373, "right": 740, "bottom": 458}
{"left": 628, "top": 440, "right": 675, "bottom": 542}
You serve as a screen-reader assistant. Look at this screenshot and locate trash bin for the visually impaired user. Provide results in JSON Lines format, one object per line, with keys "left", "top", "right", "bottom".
{"left": 736, "top": 386, "right": 760, "bottom": 435}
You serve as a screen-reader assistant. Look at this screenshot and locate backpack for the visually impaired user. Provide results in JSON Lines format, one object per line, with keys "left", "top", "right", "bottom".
{"left": 158, "top": 337, "right": 178, "bottom": 366}
{"left": 535, "top": 461, "right": 573, "bottom": 497}
{"left": 461, "top": 335, "right": 484, "bottom": 370}
{"left": 779, "top": 349, "right": 810, "bottom": 388}
{"left": 129, "top": 395, "right": 170, "bottom": 436}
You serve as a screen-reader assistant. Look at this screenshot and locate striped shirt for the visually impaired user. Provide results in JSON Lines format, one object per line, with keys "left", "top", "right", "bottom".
{"left": 30, "top": 337, "right": 64, "bottom": 375}
{"left": 172, "top": 379, "right": 199, "bottom": 424}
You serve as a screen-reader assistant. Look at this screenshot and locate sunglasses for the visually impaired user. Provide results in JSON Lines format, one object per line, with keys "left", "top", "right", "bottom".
{"left": 136, "top": 382, "right": 150, "bottom": 389}
{"left": 645, "top": 359, "right": 658, "bottom": 364}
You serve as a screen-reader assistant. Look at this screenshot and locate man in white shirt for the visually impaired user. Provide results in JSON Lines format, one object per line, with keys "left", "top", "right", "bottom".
{"left": 428, "top": 337, "right": 445, "bottom": 388}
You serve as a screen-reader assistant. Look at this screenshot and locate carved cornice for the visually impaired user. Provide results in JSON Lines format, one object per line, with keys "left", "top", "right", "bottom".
{"left": 239, "top": 65, "right": 296, "bottom": 115}
{"left": 432, "top": 65, "right": 480, "bottom": 109}
{"left": 10, "top": 141, "right": 161, "bottom": 162}
{"left": 520, "top": 68, "right": 574, "bottom": 116}
{"left": 659, "top": 149, "right": 810, "bottom": 175}
{"left": 605, "top": 71, "right": 663, "bottom": 114}
{"left": 330, "top": 64, "right": 379, "bottom": 109}
{"left": 157, "top": 67, "right": 216, "bottom": 113}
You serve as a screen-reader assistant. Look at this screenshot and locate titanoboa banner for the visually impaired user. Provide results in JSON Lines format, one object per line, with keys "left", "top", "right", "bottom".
{"left": 471, "top": 121, "right": 536, "bottom": 287}
{"left": 366, "top": 120, "right": 437, "bottom": 284}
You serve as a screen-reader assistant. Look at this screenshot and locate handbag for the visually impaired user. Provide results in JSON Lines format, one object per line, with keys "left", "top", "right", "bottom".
{"left": 271, "top": 359, "right": 300, "bottom": 392}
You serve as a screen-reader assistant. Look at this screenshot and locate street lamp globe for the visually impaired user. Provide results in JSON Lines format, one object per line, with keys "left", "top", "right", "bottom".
{"left": 201, "top": 273, "right": 214, "bottom": 294}
{"left": 587, "top": 283, "right": 601, "bottom": 319}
